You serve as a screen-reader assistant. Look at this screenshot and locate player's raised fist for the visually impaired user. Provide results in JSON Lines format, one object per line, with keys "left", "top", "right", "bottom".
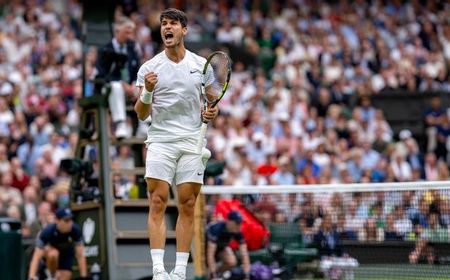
{"left": 144, "top": 72, "right": 158, "bottom": 92}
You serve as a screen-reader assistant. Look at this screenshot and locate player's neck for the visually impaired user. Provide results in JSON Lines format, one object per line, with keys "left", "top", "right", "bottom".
{"left": 165, "top": 45, "right": 186, "bottom": 63}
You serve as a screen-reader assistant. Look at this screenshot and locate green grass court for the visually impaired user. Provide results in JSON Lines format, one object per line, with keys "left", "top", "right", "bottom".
{"left": 354, "top": 264, "right": 450, "bottom": 280}
{"left": 294, "top": 264, "right": 450, "bottom": 280}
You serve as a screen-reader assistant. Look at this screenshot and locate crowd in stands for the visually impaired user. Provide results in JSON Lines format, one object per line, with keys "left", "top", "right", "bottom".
{"left": 0, "top": 1, "right": 449, "bottom": 262}
{"left": 0, "top": 0, "right": 82, "bottom": 238}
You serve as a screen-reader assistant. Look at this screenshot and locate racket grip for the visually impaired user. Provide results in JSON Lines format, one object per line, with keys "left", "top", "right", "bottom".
{"left": 197, "top": 122, "right": 208, "bottom": 154}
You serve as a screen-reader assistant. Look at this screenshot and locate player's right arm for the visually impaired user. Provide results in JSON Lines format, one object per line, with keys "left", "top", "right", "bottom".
{"left": 134, "top": 71, "right": 158, "bottom": 121}
{"left": 29, "top": 228, "right": 49, "bottom": 279}
{"left": 28, "top": 246, "right": 45, "bottom": 279}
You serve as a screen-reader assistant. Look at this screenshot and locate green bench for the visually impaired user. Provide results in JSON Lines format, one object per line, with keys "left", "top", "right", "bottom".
{"left": 248, "top": 222, "right": 318, "bottom": 269}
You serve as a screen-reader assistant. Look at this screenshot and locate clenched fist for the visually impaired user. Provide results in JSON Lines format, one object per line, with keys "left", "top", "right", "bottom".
{"left": 144, "top": 72, "right": 158, "bottom": 92}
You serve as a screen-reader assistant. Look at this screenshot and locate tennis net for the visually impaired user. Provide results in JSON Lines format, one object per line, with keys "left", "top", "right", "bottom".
{"left": 197, "top": 181, "right": 450, "bottom": 280}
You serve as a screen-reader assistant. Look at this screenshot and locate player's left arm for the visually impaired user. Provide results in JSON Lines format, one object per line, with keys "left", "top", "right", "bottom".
{"left": 238, "top": 242, "right": 251, "bottom": 279}
{"left": 73, "top": 224, "right": 87, "bottom": 277}
{"left": 75, "top": 243, "right": 88, "bottom": 277}
{"left": 202, "top": 84, "right": 219, "bottom": 122}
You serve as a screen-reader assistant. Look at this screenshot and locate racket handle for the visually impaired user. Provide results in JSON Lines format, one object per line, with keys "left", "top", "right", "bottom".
{"left": 197, "top": 122, "right": 208, "bottom": 154}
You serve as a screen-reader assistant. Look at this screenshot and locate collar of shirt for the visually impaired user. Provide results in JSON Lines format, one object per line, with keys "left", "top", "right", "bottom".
{"left": 112, "top": 38, "right": 127, "bottom": 54}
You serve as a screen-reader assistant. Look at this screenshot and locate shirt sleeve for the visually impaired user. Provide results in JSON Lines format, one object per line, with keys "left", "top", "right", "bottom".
{"left": 73, "top": 224, "right": 84, "bottom": 245}
{"left": 36, "top": 227, "right": 50, "bottom": 249}
{"left": 136, "top": 64, "right": 146, "bottom": 87}
{"left": 206, "top": 224, "right": 218, "bottom": 243}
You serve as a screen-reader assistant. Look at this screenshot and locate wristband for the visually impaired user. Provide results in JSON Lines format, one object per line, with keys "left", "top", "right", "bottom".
{"left": 140, "top": 88, "right": 153, "bottom": 104}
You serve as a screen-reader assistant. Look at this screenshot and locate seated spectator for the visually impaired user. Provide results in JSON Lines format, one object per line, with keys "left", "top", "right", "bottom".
{"left": 0, "top": 171, "right": 23, "bottom": 206}
{"left": 436, "top": 114, "right": 450, "bottom": 163}
{"left": 393, "top": 205, "right": 413, "bottom": 239}
{"left": 390, "top": 151, "right": 412, "bottom": 181}
{"left": 384, "top": 214, "right": 403, "bottom": 241}
{"left": 424, "top": 96, "right": 445, "bottom": 153}
{"left": 409, "top": 213, "right": 449, "bottom": 264}
{"left": 313, "top": 215, "right": 358, "bottom": 280}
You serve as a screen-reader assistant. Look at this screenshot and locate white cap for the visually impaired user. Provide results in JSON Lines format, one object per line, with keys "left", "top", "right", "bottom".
{"left": 0, "top": 82, "right": 13, "bottom": 95}
{"left": 8, "top": 71, "right": 22, "bottom": 84}
{"left": 230, "top": 137, "right": 247, "bottom": 149}
{"left": 399, "top": 129, "right": 412, "bottom": 140}
{"left": 278, "top": 111, "right": 289, "bottom": 122}
{"left": 252, "top": 132, "right": 265, "bottom": 142}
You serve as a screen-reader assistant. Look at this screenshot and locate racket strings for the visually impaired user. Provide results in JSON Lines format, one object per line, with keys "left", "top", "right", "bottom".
{"left": 209, "top": 54, "right": 229, "bottom": 95}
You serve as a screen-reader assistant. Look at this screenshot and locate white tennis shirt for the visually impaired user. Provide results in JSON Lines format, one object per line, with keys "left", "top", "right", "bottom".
{"left": 136, "top": 49, "right": 213, "bottom": 143}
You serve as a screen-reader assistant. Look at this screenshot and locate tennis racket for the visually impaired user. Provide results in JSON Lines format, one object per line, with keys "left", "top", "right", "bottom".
{"left": 196, "top": 51, "right": 232, "bottom": 153}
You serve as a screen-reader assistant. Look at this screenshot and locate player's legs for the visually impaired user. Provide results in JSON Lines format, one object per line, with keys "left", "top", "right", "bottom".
{"left": 44, "top": 246, "right": 59, "bottom": 277}
{"left": 169, "top": 182, "right": 201, "bottom": 279}
{"left": 218, "top": 247, "right": 237, "bottom": 272}
{"left": 176, "top": 182, "right": 201, "bottom": 251}
{"left": 145, "top": 142, "right": 179, "bottom": 278}
{"left": 56, "top": 252, "right": 74, "bottom": 280}
{"left": 147, "top": 178, "right": 170, "bottom": 248}
{"left": 147, "top": 178, "right": 171, "bottom": 279}
{"left": 171, "top": 141, "right": 208, "bottom": 279}
{"left": 56, "top": 270, "right": 72, "bottom": 280}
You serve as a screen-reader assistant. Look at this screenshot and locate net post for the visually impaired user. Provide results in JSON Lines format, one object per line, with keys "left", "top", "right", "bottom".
{"left": 193, "top": 193, "right": 206, "bottom": 279}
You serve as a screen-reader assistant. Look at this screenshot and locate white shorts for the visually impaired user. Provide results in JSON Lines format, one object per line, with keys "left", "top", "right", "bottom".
{"left": 145, "top": 139, "right": 211, "bottom": 185}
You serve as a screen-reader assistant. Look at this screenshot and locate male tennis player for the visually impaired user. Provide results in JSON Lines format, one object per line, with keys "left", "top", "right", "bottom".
{"left": 134, "top": 8, "right": 218, "bottom": 280}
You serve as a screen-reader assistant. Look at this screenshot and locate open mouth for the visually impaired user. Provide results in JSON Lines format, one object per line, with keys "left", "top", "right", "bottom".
{"left": 164, "top": 33, "right": 174, "bottom": 40}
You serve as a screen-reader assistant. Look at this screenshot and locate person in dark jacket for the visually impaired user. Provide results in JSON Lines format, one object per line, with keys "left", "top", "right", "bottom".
{"left": 96, "top": 16, "right": 140, "bottom": 138}
{"left": 313, "top": 215, "right": 358, "bottom": 280}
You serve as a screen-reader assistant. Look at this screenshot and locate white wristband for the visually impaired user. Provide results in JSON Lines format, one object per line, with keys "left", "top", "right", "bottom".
{"left": 140, "top": 88, "right": 153, "bottom": 104}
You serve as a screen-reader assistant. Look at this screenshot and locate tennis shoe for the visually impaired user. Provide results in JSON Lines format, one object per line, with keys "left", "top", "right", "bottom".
{"left": 169, "top": 269, "right": 186, "bottom": 280}
{"left": 153, "top": 268, "right": 170, "bottom": 280}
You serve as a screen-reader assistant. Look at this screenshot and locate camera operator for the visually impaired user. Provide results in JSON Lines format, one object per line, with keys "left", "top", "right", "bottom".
{"left": 95, "top": 16, "right": 140, "bottom": 139}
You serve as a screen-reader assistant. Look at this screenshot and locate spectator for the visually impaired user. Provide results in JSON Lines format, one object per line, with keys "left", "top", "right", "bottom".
{"left": 424, "top": 96, "right": 445, "bottom": 153}
{"left": 0, "top": 171, "right": 23, "bottom": 206}
{"left": 384, "top": 214, "right": 403, "bottom": 241}
{"left": 314, "top": 215, "right": 358, "bottom": 280}
{"left": 409, "top": 213, "right": 449, "bottom": 264}
{"left": 95, "top": 16, "right": 140, "bottom": 139}
{"left": 436, "top": 114, "right": 450, "bottom": 163}
{"left": 390, "top": 152, "right": 412, "bottom": 181}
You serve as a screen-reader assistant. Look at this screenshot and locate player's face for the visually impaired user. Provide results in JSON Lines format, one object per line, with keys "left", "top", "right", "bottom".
{"left": 57, "top": 218, "right": 73, "bottom": 233}
{"left": 226, "top": 220, "right": 241, "bottom": 233}
{"left": 160, "top": 17, "right": 187, "bottom": 48}
{"left": 116, "top": 25, "right": 134, "bottom": 44}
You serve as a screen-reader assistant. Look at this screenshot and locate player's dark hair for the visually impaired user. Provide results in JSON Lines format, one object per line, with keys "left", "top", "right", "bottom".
{"left": 160, "top": 8, "right": 188, "bottom": 28}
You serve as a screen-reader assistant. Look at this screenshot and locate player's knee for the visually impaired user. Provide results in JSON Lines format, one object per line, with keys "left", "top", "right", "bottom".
{"left": 179, "top": 196, "right": 196, "bottom": 215}
{"left": 224, "top": 255, "right": 237, "bottom": 267}
{"left": 46, "top": 248, "right": 59, "bottom": 260}
{"left": 150, "top": 195, "right": 167, "bottom": 213}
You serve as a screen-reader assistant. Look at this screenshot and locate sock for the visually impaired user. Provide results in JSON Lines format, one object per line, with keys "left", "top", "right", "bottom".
{"left": 174, "top": 252, "right": 189, "bottom": 275}
{"left": 151, "top": 249, "right": 165, "bottom": 271}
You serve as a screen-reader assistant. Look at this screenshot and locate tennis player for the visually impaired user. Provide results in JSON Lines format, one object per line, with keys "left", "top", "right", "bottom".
{"left": 134, "top": 8, "right": 218, "bottom": 280}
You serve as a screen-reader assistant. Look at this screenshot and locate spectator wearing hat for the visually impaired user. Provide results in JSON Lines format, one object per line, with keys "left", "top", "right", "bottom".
{"left": 206, "top": 211, "right": 250, "bottom": 280}
{"left": 28, "top": 208, "right": 88, "bottom": 280}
